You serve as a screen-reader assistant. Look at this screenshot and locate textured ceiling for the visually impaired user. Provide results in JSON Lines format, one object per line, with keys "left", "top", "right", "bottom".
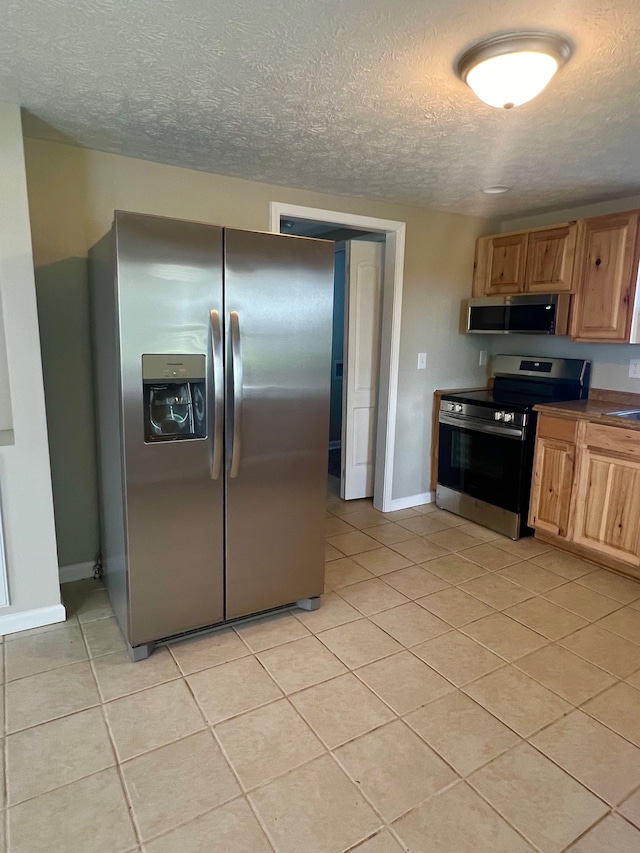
{"left": 1, "top": 0, "right": 640, "bottom": 218}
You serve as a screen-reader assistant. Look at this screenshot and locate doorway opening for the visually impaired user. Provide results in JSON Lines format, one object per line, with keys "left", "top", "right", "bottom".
{"left": 270, "top": 203, "right": 405, "bottom": 512}
{"left": 280, "top": 226, "right": 384, "bottom": 498}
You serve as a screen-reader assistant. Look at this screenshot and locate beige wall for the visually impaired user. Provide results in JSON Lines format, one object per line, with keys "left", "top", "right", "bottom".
{"left": 24, "top": 137, "right": 494, "bottom": 565}
{"left": 494, "top": 197, "right": 640, "bottom": 392}
{"left": 503, "top": 195, "right": 640, "bottom": 232}
{"left": 35, "top": 257, "right": 99, "bottom": 567}
{"left": 0, "top": 104, "right": 61, "bottom": 627}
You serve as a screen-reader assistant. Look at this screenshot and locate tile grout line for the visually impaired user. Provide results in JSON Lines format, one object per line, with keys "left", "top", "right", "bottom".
{"left": 9, "top": 521, "right": 640, "bottom": 851}
{"left": 6, "top": 708, "right": 130, "bottom": 810}
{"left": 117, "top": 724, "right": 240, "bottom": 848}
{"left": 4, "top": 641, "right": 136, "bottom": 688}
{"left": 589, "top": 616, "right": 640, "bottom": 648}
{"left": 186, "top": 677, "right": 286, "bottom": 730}
{"left": 135, "top": 792, "right": 277, "bottom": 853}
{"left": 525, "top": 736, "right": 631, "bottom": 815}
{"left": 11, "top": 598, "right": 639, "bottom": 744}
{"left": 203, "top": 700, "right": 292, "bottom": 851}
{"left": 324, "top": 505, "right": 640, "bottom": 845}
{"left": 5, "top": 621, "right": 141, "bottom": 847}
{"left": 567, "top": 637, "right": 640, "bottom": 680}
{"left": 99, "top": 701, "right": 145, "bottom": 849}
{"left": 188, "top": 646, "right": 445, "bottom": 844}
{"left": 403, "top": 707, "right": 528, "bottom": 786}
{"left": 557, "top": 811, "right": 619, "bottom": 853}
{"left": 216, "top": 536, "right": 624, "bottom": 844}
{"left": 577, "top": 686, "right": 640, "bottom": 750}
{"left": 322, "top": 748, "right": 389, "bottom": 838}
{"left": 156, "top": 660, "right": 277, "bottom": 849}
{"left": 616, "top": 811, "right": 640, "bottom": 834}
{"left": 466, "top": 770, "right": 580, "bottom": 853}
{"left": 336, "top": 729, "right": 540, "bottom": 853}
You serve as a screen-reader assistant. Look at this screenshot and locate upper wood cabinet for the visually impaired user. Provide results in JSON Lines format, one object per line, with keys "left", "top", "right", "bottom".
{"left": 472, "top": 223, "right": 577, "bottom": 297}
{"left": 525, "top": 224, "right": 578, "bottom": 293}
{"left": 474, "top": 233, "right": 528, "bottom": 296}
{"left": 570, "top": 211, "right": 640, "bottom": 343}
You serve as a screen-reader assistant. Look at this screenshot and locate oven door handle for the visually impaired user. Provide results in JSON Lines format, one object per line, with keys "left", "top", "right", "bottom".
{"left": 439, "top": 412, "right": 525, "bottom": 440}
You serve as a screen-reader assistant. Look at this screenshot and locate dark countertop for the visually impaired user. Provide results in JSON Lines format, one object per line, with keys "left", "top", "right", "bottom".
{"left": 534, "top": 392, "right": 640, "bottom": 431}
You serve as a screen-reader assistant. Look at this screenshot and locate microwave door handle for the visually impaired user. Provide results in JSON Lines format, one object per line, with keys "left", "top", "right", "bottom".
{"left": 209, "top": 310, "right": 224, "bottom": 480}
{"left": 229, "top": 311, "right": 243, "bottom": 478}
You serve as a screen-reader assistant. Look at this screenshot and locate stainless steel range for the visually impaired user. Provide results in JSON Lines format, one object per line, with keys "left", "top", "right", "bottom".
{"left": 436, "top": 355, "right": 590, "bottom": 540}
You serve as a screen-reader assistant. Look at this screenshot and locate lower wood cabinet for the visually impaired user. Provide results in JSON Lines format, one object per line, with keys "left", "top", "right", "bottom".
{"left": 528, "top": 416, "right": 576, "bottom": 538}
{"left": 571, "top": 425, "right": 640, "bottom": 567}
{"left": 529, "top": 415, "right": 640, "bottom": 574}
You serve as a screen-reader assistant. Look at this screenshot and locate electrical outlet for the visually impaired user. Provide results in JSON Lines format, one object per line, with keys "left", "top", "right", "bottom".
{"left": 417, "top": 352, "right": 427, "bottom": 370}
{"left": 479, "top": 350, "right": 488, "bottom": 367}
{"left": 629, "top": 359, "right": 640, "bottom": 379}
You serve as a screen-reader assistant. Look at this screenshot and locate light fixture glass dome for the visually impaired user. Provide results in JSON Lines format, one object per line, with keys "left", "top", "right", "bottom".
{"left": 457, "top": 33, "right": 572, "bottom": 109}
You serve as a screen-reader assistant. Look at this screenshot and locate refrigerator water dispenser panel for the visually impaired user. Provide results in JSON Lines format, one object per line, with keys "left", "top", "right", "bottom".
{"left": 142, "top": 354, "right": 206, "bottom": 442}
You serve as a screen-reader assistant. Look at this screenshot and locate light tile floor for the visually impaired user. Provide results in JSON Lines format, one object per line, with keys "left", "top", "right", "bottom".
{"left": 4, "top": 486, "right": 640, "bottom": 851}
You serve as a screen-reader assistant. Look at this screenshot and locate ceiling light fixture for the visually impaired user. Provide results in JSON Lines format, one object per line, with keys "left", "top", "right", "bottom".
{"left": 457, "top": 32, "right": 572, "bottom": 109}
{"left": 481, "top": 186, "right": 511, "bottom": 194}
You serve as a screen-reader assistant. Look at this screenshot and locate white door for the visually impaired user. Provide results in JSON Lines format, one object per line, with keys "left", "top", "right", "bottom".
{"left": 341, "top": 240, "right": 383, "bottom": 500}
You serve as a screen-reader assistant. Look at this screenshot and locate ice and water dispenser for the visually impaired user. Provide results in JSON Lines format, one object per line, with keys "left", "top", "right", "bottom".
{"left": 142, "top": 354, "right": 206, "bottom": 442}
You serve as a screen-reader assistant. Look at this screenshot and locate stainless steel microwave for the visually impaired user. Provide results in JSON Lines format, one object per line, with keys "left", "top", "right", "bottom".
{"left": 466, "top": 293, "right": 571, "bottom": 335}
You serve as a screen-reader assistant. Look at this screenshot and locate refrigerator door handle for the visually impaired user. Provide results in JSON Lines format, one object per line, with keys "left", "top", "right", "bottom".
{"left": 229, "top": 310, "right": 243, "bottom": 478}
{"left": 209, "top": 309, "right": 224, "bottom": 480}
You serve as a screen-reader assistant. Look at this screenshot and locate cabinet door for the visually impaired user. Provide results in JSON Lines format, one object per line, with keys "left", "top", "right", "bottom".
{"left": 524, "top": 223, "right": 577, "bottom": 293}
{"left": 570, "top": 212, "right": 640, "bottom": 342}
{"left": 473, "top": 233, "right": 528, "bottom": 296}
{"left": 529, "top": 416, "right": 576, "bottom": 538}
{"left": 572, "top": 448, "right": 640, "bottom": 566}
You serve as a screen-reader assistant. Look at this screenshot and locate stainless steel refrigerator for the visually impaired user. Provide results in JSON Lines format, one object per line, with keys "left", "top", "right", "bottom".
{"left": 90, "top": 212, "right": 334, "bottom": 660}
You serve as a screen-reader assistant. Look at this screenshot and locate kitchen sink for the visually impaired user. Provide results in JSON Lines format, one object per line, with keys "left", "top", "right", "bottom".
{"left": 605, "top": 409, "right": 640, "bottom": 420}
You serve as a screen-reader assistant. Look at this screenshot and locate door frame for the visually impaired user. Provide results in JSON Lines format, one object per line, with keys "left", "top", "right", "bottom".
{"left": 269, "top": 202, "right": 405, "bottom": 512}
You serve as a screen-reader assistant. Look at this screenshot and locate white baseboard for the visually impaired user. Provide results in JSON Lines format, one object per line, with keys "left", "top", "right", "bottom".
{"left": 0, "top": 603, "right": 66, "bottom": 636}
{"left": 384, "top": 491, "right": 435, "bottom": 512}
{"left": 59, "top": 561, "right": 95, "bottom": 584}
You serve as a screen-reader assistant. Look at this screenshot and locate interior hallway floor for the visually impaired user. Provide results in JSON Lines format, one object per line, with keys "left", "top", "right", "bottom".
{"left": 3, "top": 484, "right": 640, "bottom": 851}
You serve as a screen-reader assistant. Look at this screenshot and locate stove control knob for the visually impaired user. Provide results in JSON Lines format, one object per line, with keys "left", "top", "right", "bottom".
{"left": 494, "top": 411, "right": 504, "bottom": 421}
{"left": 454, "top": 403, "right": 463, "bottom": 413}
{"left": 503, "top": 412, "right": 515, "bottom": 423}
{"left": 447, "top": 402, "right": 456, "bottom": 413}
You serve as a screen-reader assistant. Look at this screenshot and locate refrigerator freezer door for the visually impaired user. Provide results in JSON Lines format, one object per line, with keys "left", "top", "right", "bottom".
{"left": 224, "top": 229, "right": 334, "bottom": 619}
{"left": 115, "top": 213, "right": 225, "bottom": 645}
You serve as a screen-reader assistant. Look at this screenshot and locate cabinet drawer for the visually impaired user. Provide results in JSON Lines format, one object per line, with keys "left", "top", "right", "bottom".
{"left": 537, "top": 415, "right": 577, "bottom": 443}
{"left": 585, "top": 422, "right": 640, "bottom": 459}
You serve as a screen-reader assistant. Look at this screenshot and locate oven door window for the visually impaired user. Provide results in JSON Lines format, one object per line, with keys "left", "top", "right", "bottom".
{"left": 438, "top": 422, "right": 526, "bottom": 512}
